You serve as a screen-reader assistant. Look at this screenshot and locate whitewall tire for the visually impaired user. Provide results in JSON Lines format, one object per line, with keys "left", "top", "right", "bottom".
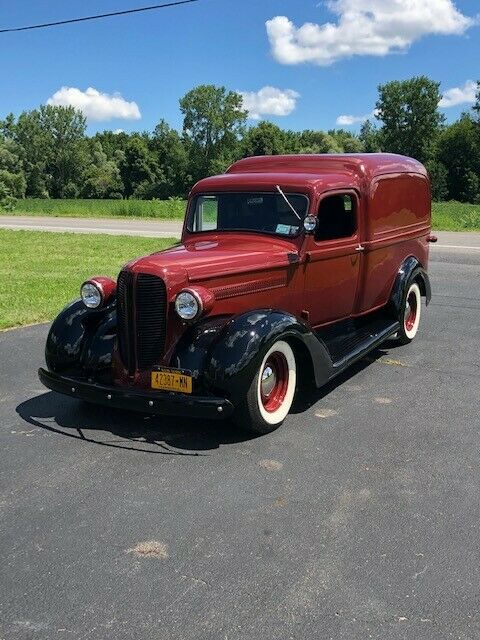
{"left": 234, "top": 340, "right": 297, "bottom": 434}
{"left": 397, "top": 282, "right": 422, "bottom": 344}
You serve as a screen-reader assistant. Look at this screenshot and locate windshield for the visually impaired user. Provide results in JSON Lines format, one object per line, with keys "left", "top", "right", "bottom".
{"left": 188, "top": 192, "right": 309, "bottom": 237}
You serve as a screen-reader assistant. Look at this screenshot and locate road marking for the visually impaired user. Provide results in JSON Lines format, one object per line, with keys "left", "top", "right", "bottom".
{"left": 435, "top": 244, "right": 480, "bottom": 251}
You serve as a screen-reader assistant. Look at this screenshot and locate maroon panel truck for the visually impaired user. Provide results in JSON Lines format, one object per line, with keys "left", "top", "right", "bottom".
{"left": 39, "top": 154, "right": 436, "bottom": 434}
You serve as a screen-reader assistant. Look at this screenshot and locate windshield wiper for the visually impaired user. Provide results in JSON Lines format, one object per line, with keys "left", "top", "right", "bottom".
{"left": 275, "top": 185, "right": 302, "bottom": 221}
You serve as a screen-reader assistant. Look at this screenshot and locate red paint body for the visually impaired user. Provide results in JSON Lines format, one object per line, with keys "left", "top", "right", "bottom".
{"left": 113, "top": 154, "right": 431, "bottom": 383}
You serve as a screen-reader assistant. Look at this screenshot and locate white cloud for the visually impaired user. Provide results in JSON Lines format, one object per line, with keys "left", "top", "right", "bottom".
{"left": 266, "top": 0, "right": 476, "bottom": 66}
{"left": 47, "top": 87, "right": 141, "bottom": 122}
{"left": 336, "top": 109, "right": 378, "bottom": 126}
{"left": 240, "top": 86, "right": 300, "bottom": 119}
{"left": 439, "top": 80, "right": 478, "bottom": 108}
{"left": 336, "top": 112, "right": 371, "bottom": 126}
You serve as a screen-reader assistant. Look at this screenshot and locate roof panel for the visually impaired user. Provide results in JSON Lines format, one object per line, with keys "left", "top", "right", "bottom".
{"left": 227, "top": 154, "right": 427, "bottom": 180}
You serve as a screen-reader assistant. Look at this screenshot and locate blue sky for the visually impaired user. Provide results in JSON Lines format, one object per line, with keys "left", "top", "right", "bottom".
{"left": 1, "top": 0, "right": 479, "bottom": 134}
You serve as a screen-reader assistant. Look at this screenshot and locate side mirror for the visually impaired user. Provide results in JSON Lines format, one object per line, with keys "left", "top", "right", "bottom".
{"left": 303, "top": 215, "right": 318, "bottom": 234}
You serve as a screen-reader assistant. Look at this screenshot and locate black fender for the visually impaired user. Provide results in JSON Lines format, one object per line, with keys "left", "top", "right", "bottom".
{"left": 172, "top": 310, "right": 333, "bottom": 406}
{"left": 390, "top": 256, "right": 432, "bottom": 316}
{"left": 170, "top": 315, "right": 232, "bottom": 382}
{"left": 45, "top": 299, "right": 116, "bottom": 375}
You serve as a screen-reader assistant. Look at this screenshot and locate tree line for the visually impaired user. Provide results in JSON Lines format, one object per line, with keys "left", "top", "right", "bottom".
{"left": 1, "top": 77, "right": 479, "bottom": 210}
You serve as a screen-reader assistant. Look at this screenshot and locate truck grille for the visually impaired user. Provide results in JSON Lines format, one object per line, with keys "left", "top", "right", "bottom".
{"left": 117, "top": 271, "right": 167, "bottom": 372}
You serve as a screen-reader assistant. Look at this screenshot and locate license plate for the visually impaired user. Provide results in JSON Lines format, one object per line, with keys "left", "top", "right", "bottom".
{"left": 151, "top": 368, "right": 192, "bottom": 394}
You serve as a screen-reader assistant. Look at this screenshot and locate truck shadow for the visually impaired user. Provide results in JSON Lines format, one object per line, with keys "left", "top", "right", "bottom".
{"left": 16, "top": 347, "right": 391, "bottom": 455}
{"left": 16, "top": 392, "right": 257, "bottom": 456}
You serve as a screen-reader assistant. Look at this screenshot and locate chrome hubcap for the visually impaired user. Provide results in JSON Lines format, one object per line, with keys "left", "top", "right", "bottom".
{"left": 261, "top": 365, "right": 276, "bottom": 397}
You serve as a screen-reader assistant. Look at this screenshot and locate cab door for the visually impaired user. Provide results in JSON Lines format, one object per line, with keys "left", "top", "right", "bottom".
{"left": 302, "top": 191, "right": 363, "bottom": 327}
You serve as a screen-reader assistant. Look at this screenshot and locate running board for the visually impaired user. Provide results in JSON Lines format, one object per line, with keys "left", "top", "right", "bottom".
{"left": 315, "top": 312, "right": 400, "bottom": 374}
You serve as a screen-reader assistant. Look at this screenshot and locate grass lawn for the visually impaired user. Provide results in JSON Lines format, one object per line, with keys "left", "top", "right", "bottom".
{"left": 0, "top": 229, "right": 176, "bottom": 331}
{"left": 4, "top": 198, "right": 480, "bottom": 231}
{"left": 10, "top": 198, "right": 186, "bottom": 219}
{"left": 431, "top": 202, "right": 480, "bottom": 231}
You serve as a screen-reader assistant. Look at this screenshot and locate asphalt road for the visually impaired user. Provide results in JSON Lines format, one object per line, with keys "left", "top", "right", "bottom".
{"left": 1, "top": 243, "right": 480, "bottom": 639}
{"left": 2, "top": 215, "right": 480, "bottom": 248}
{"left": 0, "top": 215, "right": 183, "bottom": 238}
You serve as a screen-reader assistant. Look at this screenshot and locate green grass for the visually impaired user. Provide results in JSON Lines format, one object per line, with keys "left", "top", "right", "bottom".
{"left": 432, "top": 201, "right": 480, "bottom": 231}
{"left": 0, "top": 229, "right": 176, "bottom": 330}
{"left": 10, "top": 198, "right": 187, "bottom": 219}
{"left": 4, "top": 198, "right": 480, "bottom": 231}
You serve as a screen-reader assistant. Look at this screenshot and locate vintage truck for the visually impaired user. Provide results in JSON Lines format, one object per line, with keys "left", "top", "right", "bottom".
{"left": 39, "top": 154, "right": 435, "bottom": 434}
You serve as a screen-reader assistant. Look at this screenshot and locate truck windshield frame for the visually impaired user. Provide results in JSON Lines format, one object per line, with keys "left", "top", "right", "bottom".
{"left": 187, "top": 192, "right": 310, "bottom": 238}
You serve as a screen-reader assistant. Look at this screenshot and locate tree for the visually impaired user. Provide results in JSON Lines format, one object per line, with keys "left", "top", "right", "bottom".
{"left": 437, "top": 116, "right": 480, "bottom": 203}
{"left": 180, "top": 85, "right": 247, "bottom": 179}
{"left": 2, "top": 105, "right": 87, "bottom": 198}
{"left": 296, "top": 130, "right": 342, "bottom": 154}
{"left": 0, "top": 139, "right": 26, "bottom": 203}
{"left": 241, "top": 121, "right": 288, "bottom": 157}
{"left": 92, "top": 130, "right": 131, "bottom": 160}
{"left": 39, "top": 105, "right": 88, "bottom": 198}
{"left": 0, "top": 135, "right": 24, "bottom": 210}
{"left": 119, "top": 137, "right": 160, "bottom": 198}
{"left": 81, "top": 142, "right": 123, "bottom": 199}
{"left": 149, "top": 120, "right": 190, "bottom": 198}
{"left": 328, "top": 129, "right": 364, "bottom": 152}
{"left": 376, "top": 76, "right": 444, "bottom": 163}
{"left": 359, "top": 120, "right": 381, "bottom": 152}
{"left": 425, "top": 159, "right": 449, "bottom": 202}
{"left": 472, "top": 81, "right": 480, "bottom": 123}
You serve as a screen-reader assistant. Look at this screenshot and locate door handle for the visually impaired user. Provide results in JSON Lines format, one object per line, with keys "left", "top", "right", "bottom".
{"left": 355, "top": 245, "right": 365, "bottom": 252}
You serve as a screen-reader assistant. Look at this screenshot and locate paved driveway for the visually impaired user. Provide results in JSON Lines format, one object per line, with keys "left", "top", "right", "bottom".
{"left": 1, "top": 244, "right": 479, "bottom": 639}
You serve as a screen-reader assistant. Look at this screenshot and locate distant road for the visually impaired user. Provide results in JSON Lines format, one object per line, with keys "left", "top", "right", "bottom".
{"left": 1, "top": 215, "right": 480, "bottom": 249}
{"left": 0, "top": 215, "right": 183, "bottom": 238}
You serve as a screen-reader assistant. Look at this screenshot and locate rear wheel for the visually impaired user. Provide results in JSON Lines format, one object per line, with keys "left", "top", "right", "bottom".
{"left": 396, "top": 281, "right": 422, "bottom": 345}
{"left": 234, "top": 340, "right": 296, "bottom": 434}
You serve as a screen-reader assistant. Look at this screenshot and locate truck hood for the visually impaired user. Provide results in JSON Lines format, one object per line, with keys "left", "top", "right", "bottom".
{"left": 127, "top": 234, "right": 300, "bottom": 284}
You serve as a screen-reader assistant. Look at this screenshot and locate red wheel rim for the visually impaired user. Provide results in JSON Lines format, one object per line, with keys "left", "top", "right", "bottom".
{"left": 260, "top": 352, "right": 289, "bottom": 413}
{"left": 404, "top": 290, "right": 418, "bottom": 332}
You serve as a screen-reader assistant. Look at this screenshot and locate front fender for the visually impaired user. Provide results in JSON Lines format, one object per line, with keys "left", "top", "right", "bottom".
{"left": 45, "top": 299, "right": 116, "bottom": 375}
{"left": 196, "top": 310, "right": 332, "bottom": 406}
{"left": 390, "top": 256, "right": 431, "bottom": 315}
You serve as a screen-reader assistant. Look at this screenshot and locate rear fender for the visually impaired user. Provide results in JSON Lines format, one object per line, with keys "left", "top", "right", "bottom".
{"left": 390, "top": 256, "right": 431, "bottom": 315}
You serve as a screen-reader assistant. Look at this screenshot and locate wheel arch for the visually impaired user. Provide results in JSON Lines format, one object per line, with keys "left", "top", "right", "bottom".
{"left": 283, "top": 334, "right": 316, "bottom": 390}
{"left": 389, "top": 255, "right": 432, "bottom": 316}
{"left": 181, "top": 309, "right": 334, "bottom": 406}
{"left": 45, "top": 299, "right": 116, "bottom": 375}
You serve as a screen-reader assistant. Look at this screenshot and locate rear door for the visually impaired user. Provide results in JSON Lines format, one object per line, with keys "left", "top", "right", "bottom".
{"left": 302, "top": 190, "right": 364, "bottom": 327}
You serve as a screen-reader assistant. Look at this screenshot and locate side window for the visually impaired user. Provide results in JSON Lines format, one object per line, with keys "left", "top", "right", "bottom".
{"left": 315, "top": 194, "right": 357, "bottom": 242}
{"left": 192, "top": 196, "right": 218, "bottom": 231}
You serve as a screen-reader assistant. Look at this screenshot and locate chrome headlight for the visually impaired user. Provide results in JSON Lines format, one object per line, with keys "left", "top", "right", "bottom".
{"left": 175, "top": 290, "right": 201, "bottom": 321}
{"left": 81, "top": 282, "right": 102, "bottom": 309}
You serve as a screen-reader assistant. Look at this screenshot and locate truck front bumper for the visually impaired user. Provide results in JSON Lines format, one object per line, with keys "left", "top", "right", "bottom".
{"left": 38, "top": 368, "right": 234, "bottom": 420}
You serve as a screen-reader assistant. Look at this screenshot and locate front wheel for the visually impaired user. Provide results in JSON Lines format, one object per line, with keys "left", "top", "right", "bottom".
{"left": 396, "top": 281, "right": 422, "bottom": 345}
{"left": 234, "top": 340, "right": 296, "bottom": 434}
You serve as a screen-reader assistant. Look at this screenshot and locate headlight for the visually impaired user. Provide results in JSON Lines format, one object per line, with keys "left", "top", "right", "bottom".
{"left": 175, "top": 290, "right": 201, "bottom": 320}
{"left": 81, "top": 282, "right": 102, "bottom": 309}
